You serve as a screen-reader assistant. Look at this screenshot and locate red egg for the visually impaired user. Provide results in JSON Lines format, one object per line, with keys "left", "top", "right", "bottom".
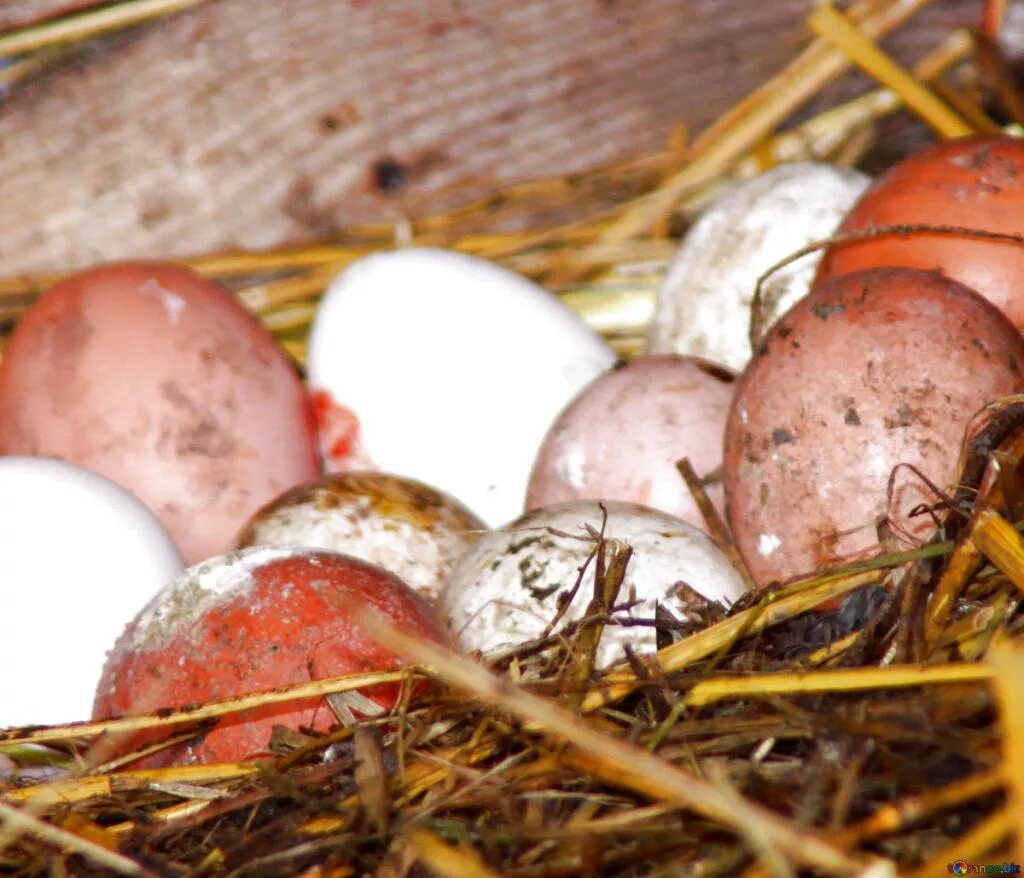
{"left": 818, "top": 136, "right": 1024, "bottom": 327}
{"left": 92, "top": 548, "right": 446, "bottom": 765}
{"left": 0, "top": 263, "right": 319, "bottom": 563}
{"left": 724, "top": 267, "right": 1024, "bottom": 587}
{"left": 526, "top": 355, "right": 734, "bottom": 530}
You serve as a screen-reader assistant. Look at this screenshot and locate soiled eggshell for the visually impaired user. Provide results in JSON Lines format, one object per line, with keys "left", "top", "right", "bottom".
{"left": 648, "top": 162, "right": 870, "bottom": 373}
{"left": 93, "top": 547, "right": 446, "bottom": 766}
{"left": 0, "top": 457, "right": 183, "bottom": 727}
{"left": 234, "top": 471, "right": 485, "bottom": 604}
{"left": 724, "top": 267, "right": 1024, "bottom": 588}
{"left": 0, "top": 262, "right": 319, "bottom": 564}
{"left": 440, "top": 500, "right": 748, "bottom": 667}
{"left": 526, "top": 355, "right": 734, "bottom": 530}
{"left": 818, "top": 137, "right": 1024, "bottom": 328}
{"left": 306, "top": 248, "right": 616, "bottom": 526}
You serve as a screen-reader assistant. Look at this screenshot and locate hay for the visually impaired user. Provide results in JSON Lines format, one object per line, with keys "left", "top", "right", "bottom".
{"left": 3, "top": 1, "right": 1024, "bottom": 874}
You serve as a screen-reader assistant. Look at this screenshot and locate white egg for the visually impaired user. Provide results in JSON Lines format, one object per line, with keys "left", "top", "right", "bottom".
{"left": 306, "top": 248, "right": 616, "bottom": 525}
{"left": 440, "top": 500, "right": 748, "bottom": 667}
{"left": 647, "top": 162, "right": 870, "bottom": 373}
{"left": 0, "top": 457, "right": 184, "bottom": 726}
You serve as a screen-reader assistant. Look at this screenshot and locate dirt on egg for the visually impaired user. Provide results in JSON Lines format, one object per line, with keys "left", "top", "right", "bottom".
{"left": 724, "top": 266, "right": 1024, "bottom": 587}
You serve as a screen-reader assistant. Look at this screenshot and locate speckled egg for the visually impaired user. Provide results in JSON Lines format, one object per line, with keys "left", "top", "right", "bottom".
{"left": 234, "top": 472, "right": 485, "bottom": 604}
{"left": 440, "top": 500, "right": 748, "bottom": 667}
{"left": 724, "top": 267, "right": 1024, "bottom": 587}
{"left": 526, "top": 355, "right": 734, "bottom": 530}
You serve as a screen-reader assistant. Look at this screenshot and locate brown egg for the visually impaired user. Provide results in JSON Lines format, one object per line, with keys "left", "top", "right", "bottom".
{"left": 526, "top": 355, "right": 734, "bottom": 531}
{"left": 818, "top": 137, "right": 1024, "bottom": 327}
{"left": 0, "top": 262, "right": 319, "bottom": 564}
{"left": 724, "top": 267, "right": 1024, "bottom": 587}
{"left": 234, "top": 471, "right": 485, "bottom": 604}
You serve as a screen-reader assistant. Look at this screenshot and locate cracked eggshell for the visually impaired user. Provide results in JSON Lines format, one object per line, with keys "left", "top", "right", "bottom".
{"left": 439, "top": 500, "right": 748, "bottom": 667}
{"left": 0, "top": 262, "right": 319, "bottom": 564}
{"left": 648, "top": 162, "right": 870, "bottom": 373}
{"left": 234, "top": 471, "right": 485, "bottom": 604}
{"left": 724, "top": 267, "right": 1024, "bottom": 588}
{"left": 0, "top": 457, "right": 184, "bottom": 727}
{"left": 305, "top": 248, "right": 616, "bottom": 526}
{"left": 93, "top": 547, "right": 447, "bottom": 766}
{"left": 526, "top": 355, "right": 734, "bottom": 531}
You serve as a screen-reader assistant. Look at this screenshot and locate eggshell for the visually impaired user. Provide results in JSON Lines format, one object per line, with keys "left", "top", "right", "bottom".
{"left": 0, "top": 457, "right": 183, "bottom": 727}
{"left": 234, "top": 472, "right": 485, "bottom": 604}
{"left": 93, "top": 547, "right": 446, "bottom": 765}
{"left": 305, "top": 248, "right": 616, "bottom": 525}
{"left": 648, "top": 162, "right": 870, "bottom": 372}
{"left": 440, "top": 500, "right": 748, "bottom": 667}
{"left": 526, "top": 355, "right": 734, "bottom": 530}
{"left": 724, "top": 267, "right": 1024, "bottom": 587}
{"left": 818, "top": 137, "right": 1024, "bottom": 328}
{"left": 0, "top": 263, "right": 319, "bottom": 564}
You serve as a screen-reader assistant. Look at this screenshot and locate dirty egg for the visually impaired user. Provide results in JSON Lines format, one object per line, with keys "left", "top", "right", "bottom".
{"left": 439, "top": 500, "right": 748, "bottom": 668}
{"left": 0, "top": 262, "right": 319, "bottom": 565}
{"left": 234, "top": 471, "right": 485, "bottom": 604}
{"left": 92, "top": 547, "right": 446, "bottom": 766}
{"left": 724, "top": 266, "right": 1024, "bottom": 587}
{"left": 648, "top": 162, "right": 869, "bottom": 372}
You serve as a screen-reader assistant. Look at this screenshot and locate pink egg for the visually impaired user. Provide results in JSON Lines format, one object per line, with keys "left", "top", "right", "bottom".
{"left": 526, "top": 355, "right": 734, "bottom": 530}
{"left": 0, "top": 262, "right": 319, "bottom": 564}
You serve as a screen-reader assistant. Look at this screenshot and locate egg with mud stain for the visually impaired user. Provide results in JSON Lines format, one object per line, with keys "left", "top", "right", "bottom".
{"left": 305, "top": 248, "right": 615, "bottom": 525}
{"left": 0, "top": 262, "right": 319, "bottom": 564}
{"left": 724, "top": 266, "right": 1024, "bottom": 587}
{"left": 234, "top": 471, "right": 485, "bottom": 604}
{"left": 440, "top": 500, "right": 748, "bottom": 667}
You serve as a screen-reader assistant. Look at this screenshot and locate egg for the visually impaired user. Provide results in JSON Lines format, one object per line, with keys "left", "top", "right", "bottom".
{"left": 648, "top": 162, "right": 870, "bottom": 372}
{"left": 234, "top": 472, "right": 485, "bottom": 604}
{"left": 440, "top": 500, "right": 748, "bottom": 667}
{"left": 724, "top": 267, "right": 1024, "bottom": 587}
{"left": 0, "top": 457, "right": 183, "bottom": 727}
{"left": 526, "top": 355, "right": 734, "bottom": 530}
{"left": 818, "top": 137, "right": 1024, "bottom": 328}
{"left": 93, "top": 547, "right": 446, "bottom": 765}
{"left": 305, "top": 248, "right": 616, "bottom": 525}
{"left": 0, "top": 262, "right": 319, "bottom": 564}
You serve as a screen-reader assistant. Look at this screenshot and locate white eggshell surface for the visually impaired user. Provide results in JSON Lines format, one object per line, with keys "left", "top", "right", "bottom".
{"left": 440, "top": 500, "right": 748, "bottom": 667}
{"left": 648, "top": 162, "right": 870, "bottom": 373}
{"left": 306, "top": 248, "right": 616, "bottom": 526}
{"left": 0, "top": 457, "right": 184, "bottom": 726}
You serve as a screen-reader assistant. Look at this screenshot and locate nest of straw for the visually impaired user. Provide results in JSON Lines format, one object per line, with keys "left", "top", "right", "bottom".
{"left": 3, "top": 1, "right": 1024, "bottom": 875}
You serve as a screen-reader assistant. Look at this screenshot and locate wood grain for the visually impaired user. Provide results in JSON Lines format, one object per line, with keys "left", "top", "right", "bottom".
{"left": 0, "top": 0, "right": 980, "bottom": 273}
